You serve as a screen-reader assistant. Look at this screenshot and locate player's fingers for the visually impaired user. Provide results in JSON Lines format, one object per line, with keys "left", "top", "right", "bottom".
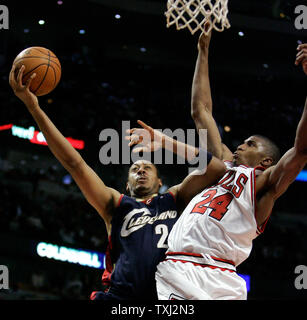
{"left": 128, "top": 134, "right": 143, "bottom": 146}
{"left": 297, "top": 44, "right": 307, "bottom": 51}
{"left": 25, "top": 73, "right": 36, "bottom": 89}
{"left": 17, "top": 65, "right": 25, "bottom": 87}
{"left": 137, "top": 120, "right": 153, "bottom": 132}
{"left": 296, "top": 48, "right": 307, "bottom": 58}
{"left": 295, "top": 51, "right": 307, "bottom": 65}
{"left": 126, "top": 128, "right": 135, "bottom": 134}
{"left": 9, "top": 65, "right": 17, "bottom": 87}
{"left": 132, "top": 146, "right": 150, "bottom": 153}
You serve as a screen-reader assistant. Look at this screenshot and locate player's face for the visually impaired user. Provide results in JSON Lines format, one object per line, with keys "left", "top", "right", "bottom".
{"left": 127, "top": 160, "right": 162, "bottom": 198}
{"left": 233, "top": 136, "right": 269, "bottom": 168}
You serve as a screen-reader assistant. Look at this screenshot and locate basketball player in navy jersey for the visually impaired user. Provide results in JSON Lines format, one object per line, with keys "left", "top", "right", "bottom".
{"left": 154, "top": 34, "right": 307, "bottom": 300}
{"left": 9, "top": 64, "right": 227, "bottom": 300}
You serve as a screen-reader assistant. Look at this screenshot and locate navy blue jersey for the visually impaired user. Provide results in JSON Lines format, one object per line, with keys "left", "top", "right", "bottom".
{"left": 91, "top": 192, "right": 178, "bottom": 300}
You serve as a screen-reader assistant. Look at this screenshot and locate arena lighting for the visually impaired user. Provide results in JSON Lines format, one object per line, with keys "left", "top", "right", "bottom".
{"left": 0, "top": 123, "right": 84, "bottom": 150}
{"left": 296, "top": 170, "right": 307, "bottom": 182}
{"left": 238, "top": 274, "right": 250, "bottom": 292}
{"left": 36, "top": 241, "right": 105, "bottom": 269}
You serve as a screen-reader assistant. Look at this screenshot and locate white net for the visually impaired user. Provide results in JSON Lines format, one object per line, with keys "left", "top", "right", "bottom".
{"left": 165, "top": 0, "right": 230, "bottom": 35}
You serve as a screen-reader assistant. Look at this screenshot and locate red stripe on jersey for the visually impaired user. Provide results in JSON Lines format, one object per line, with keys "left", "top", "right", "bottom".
{"left": 116, "top": 194, "right": 124, "bottom": 208}
{"left": 90, "top": 291, "right": 97, "bottom": 300}
{"left": 166, "top": 252, "right": 235, "bottom": 266}
{"left": 252, "top": 167, "right": 271, "bottom": 234}
{"left": 168, "top": 191, "right": 176, "bottom": 202}
{"left": 165, "top": 258, "right": 236, "bottom": 273}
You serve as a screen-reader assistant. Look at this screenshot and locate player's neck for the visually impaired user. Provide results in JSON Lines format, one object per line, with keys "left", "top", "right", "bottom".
{"left": 135, "top": 193, "right": 158, "bottom": 202}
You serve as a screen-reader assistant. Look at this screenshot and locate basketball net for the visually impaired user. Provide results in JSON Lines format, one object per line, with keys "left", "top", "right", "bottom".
{"left": 165, "top": 0, "right": 230, "bottom": 35}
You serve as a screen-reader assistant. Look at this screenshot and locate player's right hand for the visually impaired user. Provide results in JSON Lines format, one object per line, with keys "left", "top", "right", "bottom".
{"left": 9, "top": 64, "right": 39, "bottom": 110}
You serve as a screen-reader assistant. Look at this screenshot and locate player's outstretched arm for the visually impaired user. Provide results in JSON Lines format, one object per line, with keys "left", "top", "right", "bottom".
{"left": 126, "top": 120, "right": 227, "bottom": 209}
{"left": 255, "top": 45, "right": 307, "bottom": 227}
{"left": 9, "top": 65, "right": 120, "bottom": 229}
{"left": 256, "top": 96, "right": 307, "bottom": 227}
{"left": 191, "top": 31, "right": 233, "bottom": 161}
{"left": 126, "top": 120, "right": 200, "bottom": 162}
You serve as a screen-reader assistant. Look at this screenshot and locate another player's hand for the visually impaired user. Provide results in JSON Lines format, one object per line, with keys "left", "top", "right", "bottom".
{"left": 9, "top": 64, "right": 38, "bottom": 110}
{"left": 125, "top": 120, "right": 165, "bottom": 153}
{"left": 295, "top": 43, "right": 307, "bottom": 75}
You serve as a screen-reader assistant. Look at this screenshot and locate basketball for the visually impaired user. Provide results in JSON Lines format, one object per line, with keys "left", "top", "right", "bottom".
{"left": 13, "top": 47, "right": 61, "bottom": 96}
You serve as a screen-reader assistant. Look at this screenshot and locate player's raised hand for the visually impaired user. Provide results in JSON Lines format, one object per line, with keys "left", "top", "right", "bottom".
{"left": 295, "top": 43, "right": 307, "bottom": 75}
{"left": 9, "top": 64, "right": 38, "bottom": 109}
{"left": 125, "top": 120, "right": 165, "bottom": 153}
{"left": 198, "top": 23, "right": 212, "bottom": 51}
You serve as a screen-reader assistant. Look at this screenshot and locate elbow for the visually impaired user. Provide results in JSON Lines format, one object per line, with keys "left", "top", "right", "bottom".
{"left": 191, "top": 106, "right": 200, "bottom": 120}
{"left": 191, "top": 101, "right": 210, "bottom": 120}
{"left": 63, "top": 157, "right": 85, "bottom": 172}
{"left": 294, "top": 142, "right": 307, "bottom": 159}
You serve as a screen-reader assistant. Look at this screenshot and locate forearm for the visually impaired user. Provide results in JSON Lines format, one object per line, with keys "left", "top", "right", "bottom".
{"left": 163, "top": 135, "right": 199, "bottom": 162}
{"left": 27, "top": 101, "right": 83, "bottom": 170}
{"left": 191, "top": 47, "right": 212, "bottom": 118}
{"left": 294, "top": 97, "right": 307, "bottom": 155}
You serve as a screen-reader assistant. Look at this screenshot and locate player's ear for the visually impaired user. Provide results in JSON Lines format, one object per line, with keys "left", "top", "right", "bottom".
{"left": 158, "top": 179, "right": 162, "bottom": 188}
{"left": 260, "top": 157, "right": 273, "bottom": 168}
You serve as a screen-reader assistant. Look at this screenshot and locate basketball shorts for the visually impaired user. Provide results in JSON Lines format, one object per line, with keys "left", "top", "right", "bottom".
{"left": 155, "top": 259, "right": 247, "bottom": 300}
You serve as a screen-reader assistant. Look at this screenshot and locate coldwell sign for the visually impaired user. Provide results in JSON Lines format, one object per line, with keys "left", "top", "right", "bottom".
{"left": 0, "top": 124, "right": 84, "bottom": 149}
{"left": 36, "top": 242, "right": 105, "bottom": 269}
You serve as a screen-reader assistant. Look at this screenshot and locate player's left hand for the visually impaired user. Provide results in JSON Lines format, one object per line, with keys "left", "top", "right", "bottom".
{"left": 125, "top": 120, "right": 165, "bottom": 153}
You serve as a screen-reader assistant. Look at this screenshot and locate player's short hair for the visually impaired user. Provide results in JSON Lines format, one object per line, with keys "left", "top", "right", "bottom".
{"left": 254, "top": 134, "right": 281, "bottom": 166}
{"left": 127, "top": 161, "right": 160, "bottom": 178}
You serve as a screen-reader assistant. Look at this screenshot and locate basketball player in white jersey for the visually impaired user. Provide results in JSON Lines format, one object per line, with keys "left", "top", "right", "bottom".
{"left": 155, "top": 33, "right": 307, "bottom": 300}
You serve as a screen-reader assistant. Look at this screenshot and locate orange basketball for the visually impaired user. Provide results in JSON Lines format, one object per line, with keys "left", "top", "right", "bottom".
{"left": 13, "top": 47, "right": 61, "bottom": 96}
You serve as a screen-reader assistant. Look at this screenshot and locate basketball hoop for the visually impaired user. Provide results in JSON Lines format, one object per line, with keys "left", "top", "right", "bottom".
{"left": 165, "top": 0, "right": 230, "bottom": 35}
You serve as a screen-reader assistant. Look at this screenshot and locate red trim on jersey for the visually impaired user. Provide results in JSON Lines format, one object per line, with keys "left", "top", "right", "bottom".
{"left": 116, "top": 194, "right": 124, "bottom": 208}
{"left": 90, "top": 291, "right": 97, "bottom": 300}
{"left": 166, "top": 252, "right": 235, "bottom": 267}
{"left": 254, "top": 165, "right": 266, "bottom": 172}
{"left": 217, "top": 170, "right": 234, "bottom": 186}
{"left": 168, "top": 191, "right": 176, "bottom": 203}
{"left": 211, "top": 256, "right": 235, "bottom": 266}
{"left": 165, "top": 258, "right": 236, "bottom": 273}
{"left": 239, "top": 164, "right": 250, "bottom": 169}
{"left": 101, "top": 235, "right": 113, "bottom": 291}
{"left": 252, "top": 167, "right": 271, "bottom": 234}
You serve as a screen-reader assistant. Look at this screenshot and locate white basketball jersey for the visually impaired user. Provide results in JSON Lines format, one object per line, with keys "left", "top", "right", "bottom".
{"left": 168, "top": 161, "right": 265, "bottom": 267}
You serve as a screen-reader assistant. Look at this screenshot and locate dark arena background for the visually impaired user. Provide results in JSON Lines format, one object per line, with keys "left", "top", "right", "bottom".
{"left": 0, "top": 0, "right": 306, "bottom": 300}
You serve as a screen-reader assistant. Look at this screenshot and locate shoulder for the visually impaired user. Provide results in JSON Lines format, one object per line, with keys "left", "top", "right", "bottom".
{"left": 161, "top": 188, "right": 178, "bottom": 203}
